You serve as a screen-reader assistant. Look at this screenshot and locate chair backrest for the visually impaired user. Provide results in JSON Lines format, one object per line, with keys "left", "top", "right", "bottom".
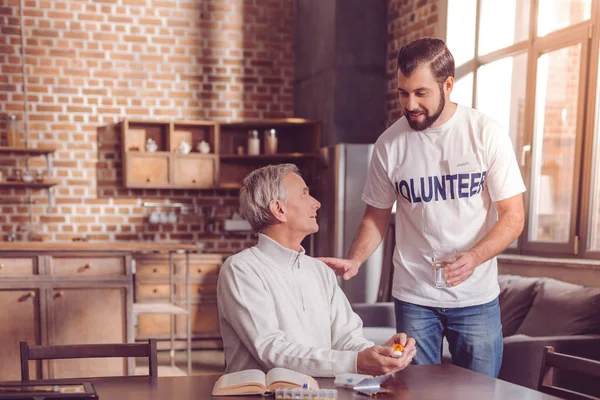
{"left": 538, "top": 345, "right": 600, "bottom": 400}
{"left": 20, "top": 339, "right": 157, "bottom": 381}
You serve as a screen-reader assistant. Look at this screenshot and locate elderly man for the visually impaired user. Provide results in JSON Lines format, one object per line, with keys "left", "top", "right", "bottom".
{"left": 217, "top": 164, "right": 416, "bottom": 378}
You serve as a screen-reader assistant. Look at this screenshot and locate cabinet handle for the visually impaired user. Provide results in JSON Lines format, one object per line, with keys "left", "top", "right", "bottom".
{"left": 153, "top": 288, "right": 158, "bottom": 294}
{"left": 153, "top": 268, "right": 158, "bottom": 273}
{"left": 146, "top": 177, "right": 152, "bottom": 183}
{"left": 84, "top": 263, "right": 92, "bottom": 270}
{"left": 197, "top": 268, "right": 202, "bottom": 273}
{"left": 192, "top": 179, "right": 197, "bottom": 183}
{"left": 55, "top": 291, "right": 64, "bottom": 298}
{"left": 28, "top": 291, "right": 36, "bottom": 298}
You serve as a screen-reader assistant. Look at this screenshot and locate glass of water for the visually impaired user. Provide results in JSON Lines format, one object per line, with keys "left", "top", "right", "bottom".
{"left": 431, "top": 246, "right": 457, "bottom": 288}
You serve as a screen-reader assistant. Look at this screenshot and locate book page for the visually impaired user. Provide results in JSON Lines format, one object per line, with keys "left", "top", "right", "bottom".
{"left": 219, "top": 369, "right": 266, "bottom": 389}
{"left": 266, "top": 368, "right": 319, "bottom": 390}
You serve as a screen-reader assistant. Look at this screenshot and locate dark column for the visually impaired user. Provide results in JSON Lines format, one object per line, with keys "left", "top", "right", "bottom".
{"left": 294, "top": 0, "right": 387, "bottom": 146}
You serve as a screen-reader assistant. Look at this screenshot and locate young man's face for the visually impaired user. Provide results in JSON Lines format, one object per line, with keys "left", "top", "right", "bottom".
{"left": 397, "top": 65, "right": 449, "bottom": 131}
{"left": 281, "top": 172, "right": 321, "bottom": 235}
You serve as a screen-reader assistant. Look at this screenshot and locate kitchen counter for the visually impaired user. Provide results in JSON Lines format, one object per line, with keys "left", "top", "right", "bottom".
{"left": 0, "top": 241, "right": 199, "bottom": 253}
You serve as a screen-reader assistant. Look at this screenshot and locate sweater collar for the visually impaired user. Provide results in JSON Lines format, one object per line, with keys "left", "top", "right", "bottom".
{"left": 256, "top": 233, "right": 305, "bottom": 267}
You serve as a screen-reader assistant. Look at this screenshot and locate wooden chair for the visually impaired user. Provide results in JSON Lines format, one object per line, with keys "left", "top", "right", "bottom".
{"left": 538, "top": 345, "right": 600, "bottom": 400}
{"left": 20, "top": 339, "right": 157, "bottom": 381}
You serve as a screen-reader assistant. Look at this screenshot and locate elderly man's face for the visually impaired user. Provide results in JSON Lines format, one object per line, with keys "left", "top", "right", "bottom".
{"left": 281, "top": 172, "right": 321, "bottom": 234}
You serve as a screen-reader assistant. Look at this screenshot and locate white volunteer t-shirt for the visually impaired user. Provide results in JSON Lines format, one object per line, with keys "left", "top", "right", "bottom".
{"left": 362, "top": 105, "right": 526, "bottom": 308}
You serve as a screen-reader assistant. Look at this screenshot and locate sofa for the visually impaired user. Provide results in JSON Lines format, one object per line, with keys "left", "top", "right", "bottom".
{"left": 352, "top": 274, "right": 600, "bottom": 395}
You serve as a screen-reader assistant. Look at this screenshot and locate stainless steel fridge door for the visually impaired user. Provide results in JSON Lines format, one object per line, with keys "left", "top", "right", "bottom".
{"left": 316, "top": 144, "right": 388, "bottom": 304}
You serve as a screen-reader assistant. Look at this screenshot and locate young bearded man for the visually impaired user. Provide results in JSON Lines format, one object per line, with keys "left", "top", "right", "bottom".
{"left": 319, "top": 38, "right": 525, "bottom": 378}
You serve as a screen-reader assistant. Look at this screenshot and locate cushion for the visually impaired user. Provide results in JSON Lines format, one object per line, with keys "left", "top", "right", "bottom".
{"left": 515, "top": 278, "right": 600, "bottom": 336}
{"left": 498, "top": 275, "right": 540, "bottom": 336}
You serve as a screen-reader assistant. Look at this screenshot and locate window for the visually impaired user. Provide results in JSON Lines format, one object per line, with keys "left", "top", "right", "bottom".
{"left": 446, "top": 0, "right": 600, "bottom": 257}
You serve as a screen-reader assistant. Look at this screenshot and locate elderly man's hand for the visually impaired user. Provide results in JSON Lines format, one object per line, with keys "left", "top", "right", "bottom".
{"left": 357, "top": 341, "right": 416, "bottom": 376}
{"left": 383, "top": 332, "right": 416, "bottom": 351}
{"left": 317, "top": 257, "right": 361, "bottom": 280}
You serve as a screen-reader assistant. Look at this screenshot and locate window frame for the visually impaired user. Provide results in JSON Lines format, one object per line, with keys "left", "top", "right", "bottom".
{"left": 442, "top": 0, "right": 600, "bottom": 258}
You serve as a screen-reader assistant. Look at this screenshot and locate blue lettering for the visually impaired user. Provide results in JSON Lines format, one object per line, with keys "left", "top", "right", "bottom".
{"left": 421, "top": 176, "right": 433, "bottom": 202}
{"left": 445, "top": 174, "right": 457, "bottom": 200}
{"left": 409, "top": 178, "right": 422, "bottom": 203}
{"left": 395, "top": 171, "right": 488, "bottom": 204}
{"left": 458, "top": 174, "right": 470, "bottom": 198}
{"left": 433, "top": 176, "right": 446, "bottom": 201}
{"left": 470, "top": 173, "right": 481, "bottom": 197}
{"left": 478, "top": 171, "right": 486, "bottom": 193}
{"left": 398, "top": 180, "right": 411, "bottom": 203}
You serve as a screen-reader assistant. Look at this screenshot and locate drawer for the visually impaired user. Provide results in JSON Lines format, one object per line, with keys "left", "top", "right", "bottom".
{"left": 176, "top": 262, "right": 221, "bottom": 276}
{"left": 135, "top": 283, "right": 170, "bottom": 300}
{"left": 0, "top": 258, "right": 36, "bottom": 276}
{"left": 135, "top": 262, "right": 170, "bottom": 277}
{"left": 176, "top": 283, "right": 217, "bottom": 297}
{"left": 51, "top": 257, "right": 125, "bottom": 277}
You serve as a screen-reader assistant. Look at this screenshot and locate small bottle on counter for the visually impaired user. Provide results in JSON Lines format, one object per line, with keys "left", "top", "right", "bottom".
{"left": 264, "top": 129, "right": 278, "bottom": 155}
{"left": 248, "top": 130, "right": 260, "bottom": 155}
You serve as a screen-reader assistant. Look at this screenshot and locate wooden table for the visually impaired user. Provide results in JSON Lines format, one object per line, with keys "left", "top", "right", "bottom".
{"left": 4, "top": 364, "right": 560, "bottom": 399}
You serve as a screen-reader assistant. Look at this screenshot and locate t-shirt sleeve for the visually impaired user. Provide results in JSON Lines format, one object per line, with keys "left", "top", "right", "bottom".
{"left": 362, "top": 140, "right": 397, "bottom": 209}
{"left": 484, "top": 122, "right": 526, "bottom": 202}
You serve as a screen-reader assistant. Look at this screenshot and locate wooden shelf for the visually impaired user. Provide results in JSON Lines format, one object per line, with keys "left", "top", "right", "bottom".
{"left": 119, "top": 118, "right": 320, "bottom": 190}
{"left": 0, "top": 146, "right": 57, "bottom": 155}
{"left": 0, "top": 180, "right": 59, "bottom": 189}
{"left": 219, "top": 153, "right": 318, "bottom": 160}
{"left": 221, "top": 118, "right": 317, "bottom": 128}
{"left": 219, "top": 182, "right": 241, "bottom": 190}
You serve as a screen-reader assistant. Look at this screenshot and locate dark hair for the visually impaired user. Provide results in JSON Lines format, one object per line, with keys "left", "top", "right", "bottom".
{"left": 397, "top": 37, "right": 455, "bottom": 85}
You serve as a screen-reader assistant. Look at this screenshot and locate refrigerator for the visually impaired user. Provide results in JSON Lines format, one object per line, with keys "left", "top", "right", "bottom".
{"left": 315, "top": 144, "right": 394, "bottom": 304}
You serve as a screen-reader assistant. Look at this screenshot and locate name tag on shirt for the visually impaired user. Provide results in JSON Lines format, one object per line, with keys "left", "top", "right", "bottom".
{"left": 447, "top": 153, "right": 478, "bottom": 175}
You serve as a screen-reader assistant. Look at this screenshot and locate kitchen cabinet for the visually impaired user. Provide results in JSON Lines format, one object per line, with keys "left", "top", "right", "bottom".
{"left": 218, "top": 120, "right": 320, "bottom": 190}
{"left": 120, "top": 120, "right": 219, "bottom": 189}
{"left": 119, "top": 118, "right": 320, "bottom": 190}
{"left": 0, "top": 251, "right": 132, "bottom": 380}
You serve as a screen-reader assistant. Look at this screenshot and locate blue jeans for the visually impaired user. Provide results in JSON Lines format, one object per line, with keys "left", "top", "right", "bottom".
{"left": 394, "top": 297, "right": 503, "bottom": 377}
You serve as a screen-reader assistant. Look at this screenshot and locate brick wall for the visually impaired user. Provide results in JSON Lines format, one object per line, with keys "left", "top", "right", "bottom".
{"left": 386, "top": 0, "right": 441, "bottom": 127}
{"left": 0, "top": 0, "right": 293, "bottom": 252}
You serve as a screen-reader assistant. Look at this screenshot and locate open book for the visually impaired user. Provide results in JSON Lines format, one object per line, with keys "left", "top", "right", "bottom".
{"left": 212, "top": 368, "right": 319, "bottom": 396}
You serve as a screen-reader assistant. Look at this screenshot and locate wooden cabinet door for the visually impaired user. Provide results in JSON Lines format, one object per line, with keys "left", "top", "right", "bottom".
{"left": 171, "top": 155, "right": 216, "bottom": 188}
{"left": 125, "top": 153, "right": 169, "bottom": 188}
{"left": 0, "top": 289, "right": 40, "bottom": 380}
{"left": 48, "top": 288, "right": 127, "bottom": 378}
{"left": 176, "top": 300, "right": 220, "bottom": 338}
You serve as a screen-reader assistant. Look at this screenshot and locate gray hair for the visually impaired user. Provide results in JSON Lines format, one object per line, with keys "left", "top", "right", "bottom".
{"left": 239, "top": 163, "right": 300, "bottom": 233}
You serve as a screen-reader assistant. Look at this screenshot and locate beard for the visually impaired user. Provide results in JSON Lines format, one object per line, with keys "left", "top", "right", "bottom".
{"left": 404, "top": 89, "right": 445, "bottom": 131}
